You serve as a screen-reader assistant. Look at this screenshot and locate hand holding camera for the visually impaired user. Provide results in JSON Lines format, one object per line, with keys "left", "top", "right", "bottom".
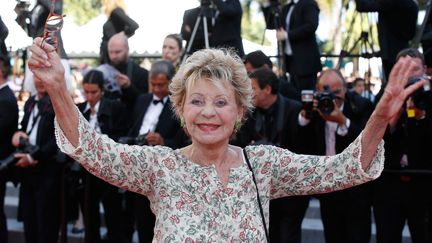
{"left": 0, "top": 134, "right": 40, "bottom": 171}
{"left": 301, "top": 87, "right": 347, "bottom": 125}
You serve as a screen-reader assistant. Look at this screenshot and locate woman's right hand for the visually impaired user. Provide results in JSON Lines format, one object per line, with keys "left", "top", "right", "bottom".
{"left": 27, "top": 37, "right": 66, "bottom": 94}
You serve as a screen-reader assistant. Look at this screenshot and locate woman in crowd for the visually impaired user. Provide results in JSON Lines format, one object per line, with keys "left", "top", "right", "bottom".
{"left": 27, "top": 37, "right": 424, "bottom": 242}
{"left": 161, "top": 34, "right": 183, "bottom": 69}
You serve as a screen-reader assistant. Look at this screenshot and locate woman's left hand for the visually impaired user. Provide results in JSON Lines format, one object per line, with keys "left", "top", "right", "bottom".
{"left": 27, "top": 37, "right": 65, "bottom": 93}
{"left": 375, "top": 56, "right": 426, "bottom": 123}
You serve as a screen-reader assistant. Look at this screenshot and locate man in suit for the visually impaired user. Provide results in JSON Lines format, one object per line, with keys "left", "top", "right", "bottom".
{"left": 76, "top": 69, "right": 128, "bottom": 243}
{"left": 243, "top": 50, "right": 300, "bottom": 101}
{"left": 104, "top": 32, "right": 148, "bottom": 106}
{"left": 123, "top": 60, "right": 188, "bottom": 243}
{"left": 234, "top": 68, "right": 308, "bottom": 243}
{"left": 12, "top": 74, "right": 62, "bottom": 243}
{"left": 0, "top": 55, "right": 18, "bottom": 243}
{"left": 355, "top": 0, "right": 418, "bottom": 82}
{"left": 373, "top": 48, "right": 432, "bottom": 243}
{"left": 263, "top": 0, "right": 322, "bottom": 92}
{"left": 181, "top": 0, "right": 244, "bottom": 57}
{"left": 299, "top": 69, "right": 374, "bottom": 243}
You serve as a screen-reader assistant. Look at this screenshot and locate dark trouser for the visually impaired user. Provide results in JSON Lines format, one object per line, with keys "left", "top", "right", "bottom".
{"left": 372, "top": 175, "right": 432, "bottom": 243}
{"left": 269, "top": 195, "right": 310, "bottom": 243}
{"left": 124, "top": 191, "right": 155, "bottom": 243}
{"left": 285, "top": 55, "right": 317, "bottom": 93}
{"left": 83, "top": 172, "right": 125, "bottom": 243}
{"left": 0, "top": 179, "right": 7, "bottom": 243}
{"left": 20, "top": 172, "right": 61, "bottom": 243}
{"left": 317, "top": 184, "right": 372, "bottom": 243}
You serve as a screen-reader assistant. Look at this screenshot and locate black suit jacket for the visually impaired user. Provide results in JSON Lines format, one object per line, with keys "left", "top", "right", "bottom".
{"left": 383, "top": 113, "right": 432, "bottom": 171}
{"left": 20, "top": 95, "right": 59, "bottom": 172}
{"left": 355, "top": 0, "right": 418, "bottom": 62}
{"left": 77, "top": 98, "right": 128, "bottom": 142}
{"left": 263, "top": 0, "right": 322, "bottom": 77}
{"left": 181, "top": 0, "right": 244, "bottom": 57}
{"left": 235, "top": 95, "right": 303, "bottom": 152}
{"left": 301, "top": 91, "right": 374, "bottom": 155}
{"left": 128, "top": 94, "right": 187, "bottom": 149}
{"left": 0, "top": 85, "right": 18, "bottom": 160}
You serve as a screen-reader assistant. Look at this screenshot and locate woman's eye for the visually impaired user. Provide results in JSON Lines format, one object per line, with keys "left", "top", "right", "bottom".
{"left": 191, "top": 99, "right": 204, "bottom": 106}
{"left": 214, "top": 99, "right": 227, "bottom": 107}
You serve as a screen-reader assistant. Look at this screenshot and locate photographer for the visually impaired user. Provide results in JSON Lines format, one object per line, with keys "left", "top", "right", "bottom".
{"left": 75, "top": 69, "right": 128, "bottom": 243}
{"left": 181, "top": 0, "right": 244, "bottom": 57}
{"left": 0, "top": 55, "right": 18, "bottom": 243}
{"left": 299, "top": 69, "right": 374, "bottom": 243}
{"left": 372, "top": 48, "right": 432, "bottom": 243}
{"left": 123, "top": 60, "right": 188, "bottom": 243}
{"left": 355, "top": 0, "right": 418, "bottom": 82}
{"left": 11, "top": 74, "right": 62, "bottom": 243}
{"left": 262, "top": 0, "right": 322, "bottom": 92}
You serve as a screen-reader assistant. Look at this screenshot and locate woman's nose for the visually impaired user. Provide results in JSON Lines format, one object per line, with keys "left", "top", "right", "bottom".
{"left": 200, "top": 103, "right": 216, "bottom": 117}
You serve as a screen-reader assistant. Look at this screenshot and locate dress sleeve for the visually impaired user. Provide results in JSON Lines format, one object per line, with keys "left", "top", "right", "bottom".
{"left": 252, "top": 131, "right": 384, "bottom": 199}
{"left": 54, "top": 107, "right": 157, "bottom": 196}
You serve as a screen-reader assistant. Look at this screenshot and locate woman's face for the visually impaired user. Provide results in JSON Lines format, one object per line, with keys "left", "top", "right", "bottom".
{"left": 83, "top": 83, "right": 103, "bottom": 107}
{"left": 162, "top": 37, "right": 181, "bottom": 65}
{"left": 182, "top": 78, "right": 242, "bottom": 147}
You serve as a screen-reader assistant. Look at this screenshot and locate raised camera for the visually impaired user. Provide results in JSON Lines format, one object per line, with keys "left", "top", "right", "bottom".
{"left": 315, "top": 85, "right": 335, "bottom": 115}
{"left": 406, "top": 75, "right": 432, "bottom": 110}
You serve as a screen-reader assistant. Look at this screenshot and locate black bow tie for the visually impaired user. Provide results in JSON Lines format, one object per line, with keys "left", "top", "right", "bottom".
{"left": 152, "top": 99, "right": 163, "bottom": 105}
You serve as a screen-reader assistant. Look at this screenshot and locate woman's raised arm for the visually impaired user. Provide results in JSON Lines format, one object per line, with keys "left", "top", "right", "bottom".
{"left": 28, "top": 37, "right": 79, "bottom": 147}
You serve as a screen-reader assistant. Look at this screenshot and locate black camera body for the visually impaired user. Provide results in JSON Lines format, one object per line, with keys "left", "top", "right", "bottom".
{"left": 315, "top": 86, "right": 336, "bottom": 115}
{"left": 0, "top": 137, "right": 39, "bottom": 172}
{"left": 301, "top": 86, "right": 336, "bottom": 117}
{"left": 118, "top": 134, "right": 148, "bottom": 146}
{"left": 406, "top": 75, "right": 432, "bottom": 111}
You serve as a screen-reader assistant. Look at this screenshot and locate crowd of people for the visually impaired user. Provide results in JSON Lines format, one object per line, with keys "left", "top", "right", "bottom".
{"left": 1, "top": 0, "right": 432, "bottom": 243}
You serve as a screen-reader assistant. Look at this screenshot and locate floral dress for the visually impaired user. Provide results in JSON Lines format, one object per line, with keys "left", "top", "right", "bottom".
{"left": 55, "top": 112, "right": 384, "bottom": 242}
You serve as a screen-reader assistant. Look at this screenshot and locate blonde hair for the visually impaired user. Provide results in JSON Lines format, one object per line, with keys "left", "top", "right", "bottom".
{"left": 169, "top": 48, "right": 253, "bottom": 121}
{"left": 102, "top": 0, "right": 127, "bottom": 16}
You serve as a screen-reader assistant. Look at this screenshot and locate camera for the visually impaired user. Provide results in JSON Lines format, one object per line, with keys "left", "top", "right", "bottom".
{"left": 406, "top": 75, "right": 432, "bottom": 111}
{"left": 315, "top": 85, "right": 336, "bottom": 115}
{"left": 118, "top": 134, "right": 148, "bottom": 146}
{"left": 0, "top": 137, "right": 39, "bottom": 172}
{"left": 301, "top": 86, "right": 336, "bottom": 116}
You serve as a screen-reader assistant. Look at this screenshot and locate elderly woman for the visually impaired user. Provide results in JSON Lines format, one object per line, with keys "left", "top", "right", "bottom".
{"left": 28, "top": 37, "right": 423, "bottom": 242}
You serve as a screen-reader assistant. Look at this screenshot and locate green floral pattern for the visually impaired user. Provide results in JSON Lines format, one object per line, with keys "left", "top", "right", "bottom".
{"left": 54, "top": 111, "right": 384, "bottom": 242}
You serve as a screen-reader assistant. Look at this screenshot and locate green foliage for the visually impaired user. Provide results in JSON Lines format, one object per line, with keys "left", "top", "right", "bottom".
{"left": 241, "top": 0, "right": 272, "bottom": 46}
{"left": 64, "top": 0, "right": 102, "bottom": 26}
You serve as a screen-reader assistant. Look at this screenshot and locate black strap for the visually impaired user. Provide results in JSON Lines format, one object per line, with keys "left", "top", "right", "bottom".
{"left": 243, "top": 149, "right": 270, "bottom": 242}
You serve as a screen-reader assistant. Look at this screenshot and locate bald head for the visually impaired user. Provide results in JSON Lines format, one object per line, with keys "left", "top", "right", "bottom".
{"left": 108, "top": 32, "right": 129, "bottom": 66}
{"left": 317, "top": 69, "right": 346, "bottom": 106}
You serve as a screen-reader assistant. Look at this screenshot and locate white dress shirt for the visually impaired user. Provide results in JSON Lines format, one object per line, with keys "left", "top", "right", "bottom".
{"left": 139, "top": 95, "right": 168, "bottom": 135}
{"left": 298, "top": 103, "right": 351, "bottom": 155}
{"left": 84, "top": 101, "right": 101, "bottom": 134}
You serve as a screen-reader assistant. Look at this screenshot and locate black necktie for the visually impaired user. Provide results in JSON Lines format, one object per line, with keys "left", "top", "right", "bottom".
{"left": 152, "top": 99, "right": 163, "bottom": 105}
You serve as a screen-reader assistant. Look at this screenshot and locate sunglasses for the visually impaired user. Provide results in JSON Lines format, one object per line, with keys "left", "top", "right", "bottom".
{"left": 40, "top": 0, "right": 65, "bottom": 51}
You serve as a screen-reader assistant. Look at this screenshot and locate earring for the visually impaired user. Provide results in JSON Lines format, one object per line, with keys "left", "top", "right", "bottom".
{"left": 233, "top": 119, "right": 242, "bottom": 133}
{"left": 180, "top": 117, "right": 186, "bottom": 128}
